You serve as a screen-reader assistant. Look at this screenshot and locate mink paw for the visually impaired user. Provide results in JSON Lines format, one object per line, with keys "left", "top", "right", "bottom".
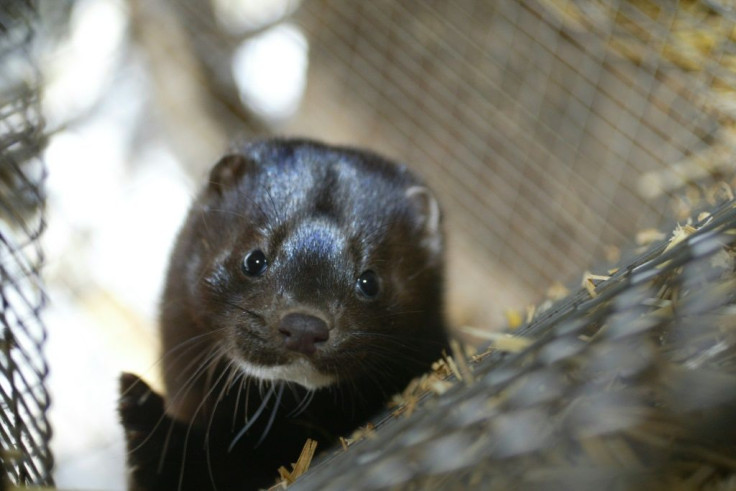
{"left": 118, "top": 372, "right": 165, "bottom": 431}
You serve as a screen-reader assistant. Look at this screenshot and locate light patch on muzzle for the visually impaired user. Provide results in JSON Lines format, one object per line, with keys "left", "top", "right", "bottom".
{"left": 235, "top": 357, "right": 336, "bottom": 389}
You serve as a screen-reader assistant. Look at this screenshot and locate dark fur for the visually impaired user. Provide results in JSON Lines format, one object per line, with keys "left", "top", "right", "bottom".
{"left": 119, "top": 139, "right": 448, "bottom": 490}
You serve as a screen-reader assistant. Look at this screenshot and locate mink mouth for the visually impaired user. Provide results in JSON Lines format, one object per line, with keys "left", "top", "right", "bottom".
{"left": 229, "top": 328, "right": 289, "bottom": 365}
{"left": 227, "top": 324, "right": 341, "bottom": 389}
{"left": 231, "top": 354, "right": 337, "bottom": 389}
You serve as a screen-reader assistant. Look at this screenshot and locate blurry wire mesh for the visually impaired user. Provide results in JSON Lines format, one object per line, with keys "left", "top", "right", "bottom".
{"left": 294, "top": 198, "right": 736, "bottom": 490}
{"left": 146, "top": 0, "right": 736, "bottom": 327}
{"left": 294, "top": 0, "right": 736, "bottom": 321}
{"left": 0, "top": 0, "right": 53, "bottom": 487}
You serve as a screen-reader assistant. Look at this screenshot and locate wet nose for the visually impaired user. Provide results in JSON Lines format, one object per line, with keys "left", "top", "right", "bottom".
{"left": 278, "top": 313, "right": 329, "bottom": 355}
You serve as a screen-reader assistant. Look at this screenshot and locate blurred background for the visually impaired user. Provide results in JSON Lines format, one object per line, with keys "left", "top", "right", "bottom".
{"left": 2, "top": 0, "right": 736, "bottom": 488}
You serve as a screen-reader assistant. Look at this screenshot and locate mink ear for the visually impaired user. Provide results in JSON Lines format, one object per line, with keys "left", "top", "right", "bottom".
{"left": 207, "top": 153, "right": 253, "bottom": 195}
{"left": 406, "top": 185, "right": 442, "bottom": 257}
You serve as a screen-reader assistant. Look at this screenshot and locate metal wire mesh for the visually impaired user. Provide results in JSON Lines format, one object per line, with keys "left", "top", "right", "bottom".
{"left": 295, "top": 198, "right": 736, "bottom": 490}
{"left": 287, "top": 0, "right": 736, "bottom": 323}
{"left": 0, "top": 0, "right": 53, "bottom": 486}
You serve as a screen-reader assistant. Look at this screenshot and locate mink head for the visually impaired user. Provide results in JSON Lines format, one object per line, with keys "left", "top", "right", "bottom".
{"left": 163, "top": 139, "right": 446, "bottom": 391}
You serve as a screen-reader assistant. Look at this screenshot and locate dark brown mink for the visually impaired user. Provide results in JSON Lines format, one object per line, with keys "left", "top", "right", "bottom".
{"left": 119, "top": 138, "right": 448, "bottom": 490}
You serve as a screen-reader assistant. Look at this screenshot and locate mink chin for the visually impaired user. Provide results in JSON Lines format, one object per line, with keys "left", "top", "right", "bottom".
{"left": 118, "top": 138, "right": 449, "bottom": 491}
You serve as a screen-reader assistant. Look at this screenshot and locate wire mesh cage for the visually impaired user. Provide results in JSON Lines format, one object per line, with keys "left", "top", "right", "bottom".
{"left": 0, "top": 0, "right": 53, "bottom": 487}
{"left": 24, "top": 0, "right": 736, "bottom": 488}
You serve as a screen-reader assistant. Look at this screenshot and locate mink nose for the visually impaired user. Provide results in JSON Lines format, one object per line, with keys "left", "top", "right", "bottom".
{"left": 278, "top": 313, "right": 329, "bottom": 355}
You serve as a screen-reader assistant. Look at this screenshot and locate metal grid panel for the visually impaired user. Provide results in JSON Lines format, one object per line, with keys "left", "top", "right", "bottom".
{"left": 296, "top": 198, "right": 736, "bottom": 490}
{"left": 0, "top": 0, "right": 53, "bottom": 486}
{"left": 286, "top": 0, "right": 736, "bottom": 322}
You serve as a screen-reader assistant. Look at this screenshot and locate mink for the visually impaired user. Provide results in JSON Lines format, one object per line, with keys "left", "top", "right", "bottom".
{"left": 119, "top": 139, "right": 448, "bottom": 490}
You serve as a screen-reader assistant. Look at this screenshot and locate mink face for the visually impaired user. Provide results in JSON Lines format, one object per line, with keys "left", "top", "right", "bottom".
{"left": 120, "top": 139, "right": 447, "bottom": 490}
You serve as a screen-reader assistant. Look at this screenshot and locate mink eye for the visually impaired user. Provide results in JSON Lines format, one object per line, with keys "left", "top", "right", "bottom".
{"left": 242, "top": 250, "right": 268, "bottom": 276}
{"left": 356, "top": 270, "right": 380, "bottom": 299}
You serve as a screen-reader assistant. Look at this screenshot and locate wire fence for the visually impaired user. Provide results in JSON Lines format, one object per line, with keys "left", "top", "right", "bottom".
{"left": 0, "top": 0, "right": 53, "bottom": 486}
{"left": 296, "top": 196, "right": 736, "bottom": 490}
{"left": 287, "top": 0, "right": 736, "bottom": 324}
